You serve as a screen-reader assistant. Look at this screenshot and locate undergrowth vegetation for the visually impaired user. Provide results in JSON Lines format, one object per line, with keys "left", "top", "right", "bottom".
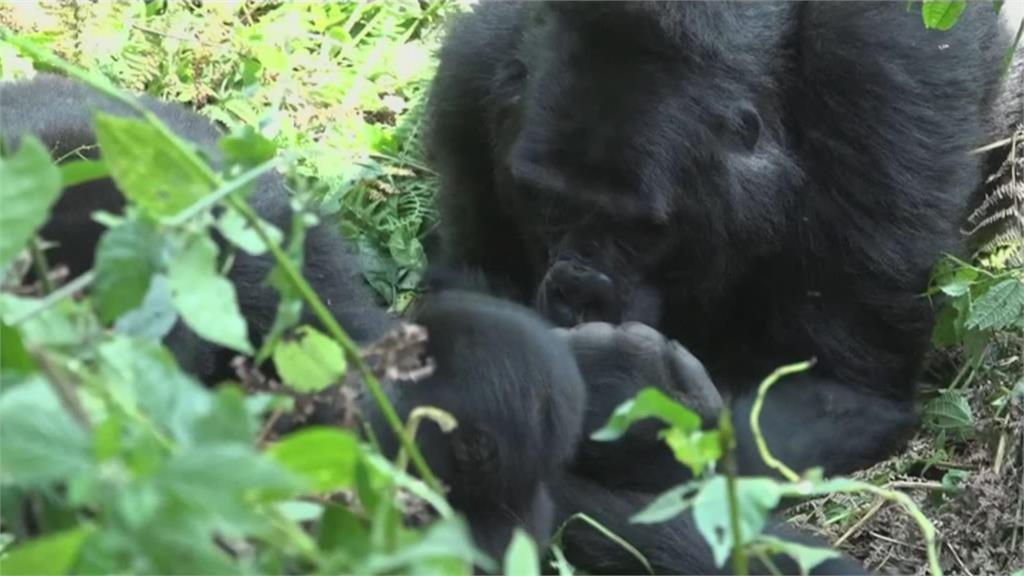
{"left": 0, "top": 2, "right": 1021, "bottom": 575}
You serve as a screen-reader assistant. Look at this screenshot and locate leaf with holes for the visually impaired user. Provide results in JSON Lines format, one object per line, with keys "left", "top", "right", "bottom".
{"left": 692, "top": 476, "right": 781, "bottom": 568}
{"left": 95, "top": 113, "right": 213, "bottom": 217}
{"left": 272, "top": 325, "right": 347, "bottom": 393}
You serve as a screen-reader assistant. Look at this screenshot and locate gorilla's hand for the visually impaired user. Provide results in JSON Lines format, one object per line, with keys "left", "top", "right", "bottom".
{"left": 556, "top": 322, "right": 722, "bottom": 491}
{"left": 557, "top": 322, "right": 722, "bottom": 423}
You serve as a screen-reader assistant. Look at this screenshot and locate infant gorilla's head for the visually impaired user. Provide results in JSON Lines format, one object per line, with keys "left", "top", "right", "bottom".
{"left": 484, "top": 2, "right": 799, "bottom": 327}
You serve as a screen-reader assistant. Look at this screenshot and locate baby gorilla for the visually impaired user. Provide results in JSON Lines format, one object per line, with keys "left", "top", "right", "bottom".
{"left": 0, "top": 74, "right": 586, "bottom": 560}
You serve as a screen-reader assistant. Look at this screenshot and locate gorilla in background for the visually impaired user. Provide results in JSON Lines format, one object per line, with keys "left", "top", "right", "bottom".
{"left": 427, "top": 0, "right": 1015, "bottom": 571}
{"left": 4, "top": 75, "right": 865, "bottom": 574}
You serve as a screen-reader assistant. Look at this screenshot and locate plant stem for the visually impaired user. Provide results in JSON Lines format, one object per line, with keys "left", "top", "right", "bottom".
{"left": 720, "top": 408, "right": 749, "bottom": 576}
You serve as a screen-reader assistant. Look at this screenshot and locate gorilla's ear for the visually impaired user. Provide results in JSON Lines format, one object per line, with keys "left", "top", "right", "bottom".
{"left": 719, "top": 103, "right": 762, "bottom": 153}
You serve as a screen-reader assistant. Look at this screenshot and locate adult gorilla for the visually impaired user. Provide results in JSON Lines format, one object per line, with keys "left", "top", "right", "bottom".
{"left": 427, "top": 1, "right": 1013, "bottom": 570}
{"left": 428, "top": 1, "right": 1010, "bottom": 476}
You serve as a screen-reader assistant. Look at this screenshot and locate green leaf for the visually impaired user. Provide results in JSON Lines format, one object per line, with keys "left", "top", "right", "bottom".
{"left": 158, "top": 445, "right": 303, "bottom": 524}
{"left": 0, "top": 525, "right": 94, "bottom": 576}
{"left": 1, "top": 321, "right": 36, "bottom": 373}
{"left": 631, "top": 482, "right": 700, "bottom": 524}
{"left": 0, "top": 135, "right": 62, "bottom": 267}
{"left": 216, "top": 209, "right": 282, "bottom": 256}
{"left": 504, "top": 529, "right": 541, "bottom": 576}
{"left": 692, "top": 476, "right": 781, "bottom": 568}
{"left": 966, "top": 278, "right": 1024, "bottom": 331}
{"left": 319, "top": 503, "right": 370, "bottom": 558}
{"left": 114, "top": 275, "right": 178, "bottom": 341}
{"left": 591, "top": 387, "right": 701, "bottom": 442}
{"left": 267, "top": 427, "right": 361, "bottom": 492}
{"left": 921, "top": 0, "right": 966, "bottom": 30}
{"left": 661, "top": 428, "right": 721, "bottom": 477}
{"left": 0, "top": 377, "right": 93, "bottom": 484}
{"left": 192, "top": 386, "right": 259, "bottom": 445}
{"left": 168, "top": 235, "right": 252, "bottom": 354}
{"left": 59, "top": 159, "right": 108, "bottom": 188}
{"left": 93, "top": 219, "right": 164, "bottom": 323}
{"left": 94, "top": 112, "right": 214, "bottom": 217}
{"left": 272, "top": 325, "right": 347, "bottom": 393}
{"left": 97, "top": 337, "right": 210, "bottom": 443}
{"left": 923, "top": 391, "right": 974, "bottom": 436}
{"left": 755, "top": 534, "right": 841, "bottom": 576}
{"left": 218, "top": 126, "right": 277, "bottom": 170}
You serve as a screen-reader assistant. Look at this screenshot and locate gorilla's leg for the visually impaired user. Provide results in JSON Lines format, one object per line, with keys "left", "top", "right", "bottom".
{"left": 550, "top": 473, "right": 865, "bottom": 576}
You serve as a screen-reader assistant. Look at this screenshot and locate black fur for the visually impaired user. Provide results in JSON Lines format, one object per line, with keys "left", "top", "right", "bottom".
{"left": 427, "top": 1, "right": 1011, "bottom": 572}
{"left": 5, "top": 74, "right": 864, "bottom": 574}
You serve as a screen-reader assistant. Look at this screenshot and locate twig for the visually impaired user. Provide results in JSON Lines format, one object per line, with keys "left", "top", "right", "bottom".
{"left": 130, "top": 24, "right": 194, "bottom": 43}
{"left": 31, "top": 348, "right": 91, "bottom": 430}
{"left": 29, "top": 238, "right": 54, "bottom": 294}
{"left": 8, "top": 271, "right": 95, "bottom": 325}
{"left": 835, "top": 498, "right": 887, "bottom": 546}
{"left": 867, "top": 531, "right": 924, "bottom": 552}
{"left": 944, "top": 541, "right": 974, "bottom": 576}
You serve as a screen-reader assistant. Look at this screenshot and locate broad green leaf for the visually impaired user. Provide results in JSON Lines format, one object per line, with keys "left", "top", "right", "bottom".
{"left": 97, "top": 338, "right": 210, "bottom": 443}
{"left": 591, "top": 387, "right": 701, "bottom": 442}
{"left": 319, "top": 502, "right": 372, "bottom": 557}
{"left": 267, "top": 427, "right": 361, "bottom": 492}
{"left": 0, "top": 135, "right": 62, "bottom": 266}
{"left": 218, "top": 126, "right": 277, "bottom": 170}
{"left": 94, "top": 113, "right": 213, "bottom": 217}
{"left": 216, "top": 209, "right": 282, "bottom": 256}
{"left": 59, "top": 159, "right": 108, "bottom": 188}
{"left": 504, "top": 529, "right": 541, "bottom": 576}
{"left": 272, "top": 325, "right": 346, "bottom": 393}
{"left": 921, "top": 0, "right": 966, "bottom": 30}
{"left": 937, "top": 266, "right": 977, "bottom": 297}
{"left": 692, "top": 476, "right": 781, "bottom": 568}
{"left": 631, "top": 482, "right": 700, "bottom": 524}
{"left": 0, "top": 525, "right": 94, "bottom": 576}
{"left": 0, "top": 377, "right": 93, "bottom": 484}
{"left": 114, "top": 275, "right": 178, "bottom": 341}
{"left": 168, "top": 235, "right": 252, "bottom": 354}
{"left": 192, "top": 386, "right": 259, "bottom": 445}
{"left": 158, "top": 444, "right": 303, "bottom": 525}
{"left": 1, "top": 322, "right": 35, "bottom": 373}
{"left": 966, "top": 278, "right": 1024, "bottom": 331}
{"left": 661, "top": 428, "right": 721, "bottom": 476}
{"left": 755, "top": 535, "right": 841, "bottom": 576}
{"left": 923, "top": 391, "right": 974, "bottom": 436}
{"left": 93, "top": 219, "right": 164, "bottom": 323}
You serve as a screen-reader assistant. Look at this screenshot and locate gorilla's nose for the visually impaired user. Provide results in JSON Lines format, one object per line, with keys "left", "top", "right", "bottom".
{"left": 537, "top": 261, "right": 619, "bottom": 326}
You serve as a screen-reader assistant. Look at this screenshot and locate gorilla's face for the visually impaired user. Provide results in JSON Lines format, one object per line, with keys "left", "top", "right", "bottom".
{"left": 488, "top": 3, "right": 781, "bottom": 328}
